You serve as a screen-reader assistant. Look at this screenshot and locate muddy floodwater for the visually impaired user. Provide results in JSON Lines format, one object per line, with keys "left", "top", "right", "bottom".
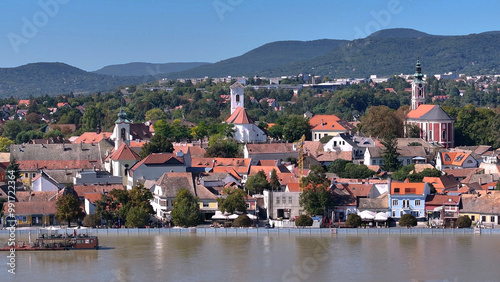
{"left": 2, "top": 233, "right": 499, "bottom": 281}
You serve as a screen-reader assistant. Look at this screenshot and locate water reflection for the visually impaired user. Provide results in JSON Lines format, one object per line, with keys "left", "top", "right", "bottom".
{"left": 5, "top": 233, "right": 500, "bottom": 282}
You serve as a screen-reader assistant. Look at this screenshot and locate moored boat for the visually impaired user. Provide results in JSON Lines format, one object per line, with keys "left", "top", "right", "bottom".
{"left": 1, "top": 228, "right": 99, "bottom": 251}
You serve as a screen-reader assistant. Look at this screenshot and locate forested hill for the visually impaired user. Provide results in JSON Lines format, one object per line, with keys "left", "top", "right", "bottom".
{"left": 166, "top": 39, "right": 348, "bottom": 79}
{"left": 93, "top": 62, "right": 211, "bottom": 77}
{"left": 170, "top": 29, "right": 500, "bottom": 78}
{"left": 0, "top": 63, "right": 148, "bottom": 98}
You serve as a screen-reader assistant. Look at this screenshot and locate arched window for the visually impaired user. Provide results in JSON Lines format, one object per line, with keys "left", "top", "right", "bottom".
{"left": 442, "top": 130, "right": 446, "bottom": 140}
{"left": 121, "top": 128, "right": 126, "bottom": 140}
{"left": 235, "top": 95, "right": 240, "bottom": 103}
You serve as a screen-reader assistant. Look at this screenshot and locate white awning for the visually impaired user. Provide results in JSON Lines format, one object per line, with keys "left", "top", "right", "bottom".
{"left": 359, "top": 210, "right": 376, "bottom": 220}
{"left": 246, "top": 214, "right": 258, "bottom": 220}
{"left": 375, "top": 212, "right": 388, "bottom": 221}
{"left": 433, "top": 206, "right": 444, "bottom": 212}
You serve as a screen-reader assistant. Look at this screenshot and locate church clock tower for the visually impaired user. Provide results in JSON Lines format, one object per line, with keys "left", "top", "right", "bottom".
{"left": 411, "top": 59, "right": 426, "bottom": 110}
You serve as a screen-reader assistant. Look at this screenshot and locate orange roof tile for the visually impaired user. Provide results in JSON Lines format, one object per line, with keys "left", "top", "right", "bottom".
{"left": 390, "top": 182, "right": 426, "bottom": 195}
{"left": 226, "top": 107, "right": 253, "bottom": 124}
{"left": 73, "top": 132, "right": 112, "bottom": 144}
{"left": 406, "top": 104, "right": 436, "bottom": 119}
{"left": 108, "top": 143, "right": 141, "bottom": 161}
{"left": 286, "top": 182, "right": 301, "bottom": 192}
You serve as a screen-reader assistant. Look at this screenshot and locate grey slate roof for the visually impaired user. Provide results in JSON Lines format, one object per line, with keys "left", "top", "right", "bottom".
{"left": 155, "top": 172, "right": 195, "bottom": 198}
{"left": 11, "top": 143, "right": 101, "bottom": 161}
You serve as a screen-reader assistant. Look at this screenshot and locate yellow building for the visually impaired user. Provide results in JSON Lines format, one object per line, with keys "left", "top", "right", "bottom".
{"left": 460, "top": 193, "right": 500, "bottom": 226}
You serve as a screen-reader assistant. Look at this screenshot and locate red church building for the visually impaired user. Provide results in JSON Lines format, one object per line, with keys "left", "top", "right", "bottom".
{"left": 406, "top": 60, "right": 455, "bottom": 148}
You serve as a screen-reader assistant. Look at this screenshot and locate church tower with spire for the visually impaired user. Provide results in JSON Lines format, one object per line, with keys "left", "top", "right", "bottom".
{"left": 406, "top": 59, "right": 455, "bottom": 148}
{"left": 110, "top": 107, "right": 131, "bottom": 150}
{"left": 411, "top": 59, "right": 426, "bottom": 110}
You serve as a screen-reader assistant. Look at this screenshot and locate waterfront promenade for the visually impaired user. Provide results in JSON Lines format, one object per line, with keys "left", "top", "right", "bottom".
{"left": 2, "top": 226, "right": 500, "bottom": 236}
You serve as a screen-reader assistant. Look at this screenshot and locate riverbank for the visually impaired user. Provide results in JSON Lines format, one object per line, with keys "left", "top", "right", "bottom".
{"left": 2, "top": 226, "right": 500, "bottom": 236}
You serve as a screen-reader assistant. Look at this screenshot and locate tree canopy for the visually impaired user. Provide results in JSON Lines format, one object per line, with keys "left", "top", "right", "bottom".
{"left": 171, "top": 188, "right": 203, "bottom": 227}
{"left": 245, "top": 170, "right": 270, "bottom": 195}
{"left": 56, "top": 193, "right": 85, "bottom": 227}
{"left": 218, "top": 187, "right": 247, "bottom": 214}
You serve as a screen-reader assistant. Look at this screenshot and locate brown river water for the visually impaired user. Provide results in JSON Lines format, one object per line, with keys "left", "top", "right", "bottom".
{"left": 2, "top": 233, "right": 499, "bottom": 282}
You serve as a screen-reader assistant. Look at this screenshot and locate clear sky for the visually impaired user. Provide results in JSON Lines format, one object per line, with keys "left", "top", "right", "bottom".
{"left": 1, "top": 0, "right": 500, "bottom": 71}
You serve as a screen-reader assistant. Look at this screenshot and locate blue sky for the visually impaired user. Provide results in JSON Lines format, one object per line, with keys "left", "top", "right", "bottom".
{"left": 1, "top": 0, "right": 500, "bottom": 71}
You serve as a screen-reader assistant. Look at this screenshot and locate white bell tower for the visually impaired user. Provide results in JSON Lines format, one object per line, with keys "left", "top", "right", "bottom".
{"left": 230, "top": 82, "right": 244, "bottom": 114}
{"left": 111, "top": 107, "right": 131, "bottom": 150}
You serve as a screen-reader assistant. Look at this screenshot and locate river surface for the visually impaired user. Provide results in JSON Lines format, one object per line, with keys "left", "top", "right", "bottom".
{"left": 2, "top": 232, "right": 499, "bottom": 282}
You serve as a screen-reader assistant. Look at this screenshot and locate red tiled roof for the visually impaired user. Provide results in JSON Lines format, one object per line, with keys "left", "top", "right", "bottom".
{"left": 309, "top": 114, "right": 353, "bottom": 131}
{"left": 226, "top": 107, "right": 253, "bottom": 124}
{"left": 407, "top": 104, "right": 436, "bottom": 119}
{"left": 425, "top": 194, "right": 460, "bottom": 207}
{"left": 129, "top": 153, "right": 183, "bottom": 171}
{"left": 173, "top": 145, "right": 206, "bottom": 158}
{"left": 84, "top": 192, "right": 104, "bottom": 203}
{"left": 73, "top": 132, "right": 112, "bottom": 144}
{"left": 390, "top": 182, "right": 426, "bottom": 195}
{"left": 287, "top": 182, "right": 301, "bottom": 192}
{"left": 108, "top": 143, "right": 141, "bottom": 161}
{"left": 440, "top": 152, "right": 473, "bottom": 166}
{"left": 18, "top": 100, "right": 30, "bottom": 106}
{"left": 3, "top": 201, "right": 57, "bottom": 215}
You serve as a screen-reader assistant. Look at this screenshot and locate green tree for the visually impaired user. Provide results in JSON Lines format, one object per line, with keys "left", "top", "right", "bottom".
{"left": 407, "top": 168, "right": 442, "bottom": 182}
{"left": 83, "top": 214, "right": 101, "bottom": 228}
{"left": 204, "top": 135, "right": 240, "bottom": 158}
{"left": 345, "top": 213, "right": 362, "bottom": 227}
{"left": 282, "top": 115, "right": 311, "bottom": 142}
{"left": 2, "top": 120, "right": 24, "bottom": 140}
{"left": 245, "top": 170, "right": 270, "bottom": 195}
{"left": 171, "top": 188, "right": 203, "bottom": 227}
{"left": 81, "top": 105, "right": 102, "bottom": 132}
{"left": 126, "top": 207, "right": 150, "bottom": 228}
{"left": 95, "top": 194, "right": 119, "bottom": 227}
{"left": 145, "top": 108, "right": 167, "bottom": 121}
{"left": 456, "top": 215, "right": 472, "bottom": 228}
{"left": 399, "top": 214, "right": 417, "bottom": 228}
{"left": 218, "top": 187, "right": 247, "bottom": 214}
{"left": 360, "top": 105, "right": 404, "bottom": 138}
{"left": 299, "top": 185, "right": 334, "bottom": 216}
{"left": 139, "top": 134, "right": 174, "bottom": 159}
{"left": 55, "top": 193, "right": 85, "bottom": 227}
{"left": 342, "top": 163, "right": 376, "bottom": 179}
{"left": 381, "top": 133, "right": 401, "bottom": 172}
{"left": 392, "top": 164, "right": 416, "bottom": 181}
{"left": 269, "top": 169, "right": 281, "bottom": 191}
{"left": 319, "top": 135, "right": 333, "bottom": 144}
{"left": 0, "top": 137, "right": 14, "bottom": 152}
{"left": 327, "top": 159, "right": 350, "bottom": 174}
{"left": 295, "top": 214, "right": 313, "bottom": 227}
{"left": 233, "top": 214, "right": 253, "bottom": 227}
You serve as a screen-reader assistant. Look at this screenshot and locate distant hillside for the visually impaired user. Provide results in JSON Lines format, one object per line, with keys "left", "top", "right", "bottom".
{"left": 0, "top": 63, "right": 148, "bottom": 98}
{"left": 170, "top": 28, "right": 500, "bottom": 79}
{"left": 267, "top": 31, "right": 500, "bottom": 77}
{"left": 93, "top": 62, "right": 211, "bottom": 77}
{"left": 167, "top": 39, "right": 348, "bottom": 79}
{"left": 366, "top": 28, "right": 435, "bottom": 39}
